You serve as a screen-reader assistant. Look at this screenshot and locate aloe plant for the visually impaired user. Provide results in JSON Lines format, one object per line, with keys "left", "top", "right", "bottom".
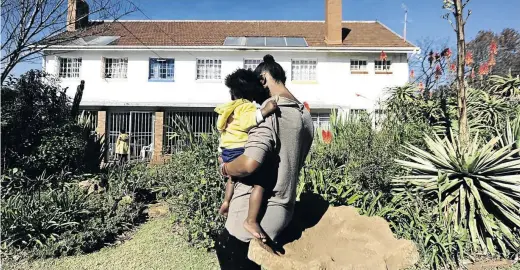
{"left": 502, "top": 116, "right": 520, "bottom": 151}
{"left": 393, "top": 133, "right": 520, "bottom": 255}
{"left": 489, "top": 75, "right": 520, "bottom": 97}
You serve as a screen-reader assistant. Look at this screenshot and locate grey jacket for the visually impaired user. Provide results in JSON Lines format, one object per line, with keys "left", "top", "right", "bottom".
{"left": 225, "top": 96, "right": 314, "bottom": 242}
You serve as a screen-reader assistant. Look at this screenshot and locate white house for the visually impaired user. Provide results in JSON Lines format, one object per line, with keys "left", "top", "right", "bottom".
{"left": 42, "top": 0, "right": 419, "bottom": 162}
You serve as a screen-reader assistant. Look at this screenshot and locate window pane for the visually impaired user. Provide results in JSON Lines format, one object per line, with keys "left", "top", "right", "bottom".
{"left": 291, "top": 59, "right": 317, "bottom": 81}
{"left": 266, "top": 37, "right": 286, "bottom": 47}
{"left": 245, "top": 37, "right": 266, "bottom": 46}
{"left": 197, "top": 59, "right": 221, "bottom": 80}
{"left": 223, "top": 37, "right": 246, "bottom": 46}
{"left": 59, "top": 58, "right": 82, "bottom": 78}
{"left": 285, "top": 37, "right": 308, "bottom": 47}
{"left": 104, "top": 58, "right": 127, "bottom": 79}
{"left": 244, "top": 59, "right": 261, "bottom": 70}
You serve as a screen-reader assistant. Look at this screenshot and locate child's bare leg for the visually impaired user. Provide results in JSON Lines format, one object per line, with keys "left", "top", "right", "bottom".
{"left": 243, "top": 185, "right": 266, "bottom": 240}
{"left": 219, "top": 178, "right": 234, "bottom": 216}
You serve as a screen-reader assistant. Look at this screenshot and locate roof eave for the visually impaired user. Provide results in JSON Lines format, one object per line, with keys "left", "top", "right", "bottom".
{"left": 41, "top": 45, "right": 420, "bottom": 53}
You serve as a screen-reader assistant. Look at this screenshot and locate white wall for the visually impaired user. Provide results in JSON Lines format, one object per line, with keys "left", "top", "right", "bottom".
{"left": 44, "top": 50, "right": 409, "bottom": 111}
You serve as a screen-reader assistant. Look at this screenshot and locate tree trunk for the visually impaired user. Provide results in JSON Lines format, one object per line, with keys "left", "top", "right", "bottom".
{"left": 454, "top": 0, "right": 470, "bottom": 147}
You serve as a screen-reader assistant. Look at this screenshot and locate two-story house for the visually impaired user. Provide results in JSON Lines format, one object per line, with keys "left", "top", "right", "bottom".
{"left": 42, "top": 0, "right": 419, "bottom": 162}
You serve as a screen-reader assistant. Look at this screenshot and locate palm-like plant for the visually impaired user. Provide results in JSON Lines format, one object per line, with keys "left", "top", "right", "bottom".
{"left": 501, "top": 115, "right": 520, "bottom": 153}
{"left": 393, "top": 133, "right": 520, "bottom": 255}
{"left": 489, "top": 75, "right": 520, "bottom": 97}
{"left": 468, "top": 88, "right": 511, "bottom": 131}
{"left": 385, "top": 84, "right": 424, "bottom": 122}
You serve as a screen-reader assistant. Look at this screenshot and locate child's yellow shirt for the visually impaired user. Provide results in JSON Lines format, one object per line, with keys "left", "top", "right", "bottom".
{"left": 214, "top": 99, "right": 258, "bottom": 149}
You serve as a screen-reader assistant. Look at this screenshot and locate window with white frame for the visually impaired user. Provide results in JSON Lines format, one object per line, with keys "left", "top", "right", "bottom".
{"left": 149, "top": 58, "right": 174, "bottom": 81}
{"left": 196, "top": 59, "right": 222, "bottom": 80}
{"left": 375, "top": 60, "right": 392, "bottom": 71}
{"left": 244, "top": 59, "right": 262, "bottom": 71}
{"left": 103, "top": 58, "right": 128, "bottom": 79}
{"left": 311, "top": 113, "right": 330, "bottom": 130}
{"left": 58, "top": 57, "right": 82, "bottom": 78}
{"left": 349, "top": 109, "right": 367, "bottom": 118}
{"left": 350, "top": 60, "right": 367, "bottom": 71}
{"left": 291, "top": 59, "right": 317, "bottom": 81}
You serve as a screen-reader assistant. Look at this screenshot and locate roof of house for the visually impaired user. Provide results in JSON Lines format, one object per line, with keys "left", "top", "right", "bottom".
{"left": 54, "top": 20, "right": 417, "bottom": 48}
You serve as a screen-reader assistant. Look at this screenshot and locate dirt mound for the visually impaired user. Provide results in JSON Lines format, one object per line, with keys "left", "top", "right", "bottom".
{"left": 248, "top": 206, "right": 419, "bottom": 270}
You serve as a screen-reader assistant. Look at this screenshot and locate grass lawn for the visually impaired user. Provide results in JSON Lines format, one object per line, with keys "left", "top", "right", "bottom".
{"left": 4, "top": 216, "right": 519, "bottom": 270}
{"left": 4, "top": 217, "right": 219, "bottom": 270}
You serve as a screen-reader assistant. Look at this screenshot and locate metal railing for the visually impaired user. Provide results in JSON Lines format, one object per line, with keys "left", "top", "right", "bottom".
{"left": 164, "top": 111, "right": 217, "bottom": 154}
{"left": 107, "top": 111, "right": 154, "bottom": 161}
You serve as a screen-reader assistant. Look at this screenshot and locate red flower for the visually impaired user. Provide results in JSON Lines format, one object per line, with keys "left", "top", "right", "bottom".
{"left": 435, "top": 64, "right": 442, "bottom": 79}
{"left": 429, "top": 91, "right": 433, "bottom": 98}
{"left": 410, "top": 70, "right": 415, "bottom": 79}
{"left": 380, "top": 51, "right": 387, "bottom": 61}
{"left": 428, "top": 51, "right": 434, "bottom": 67}
{"left": 478, "top": 63, "right": 490, "bottom": 76}
{"left": 470, "top": 68, "right": 475, "bottom": 79}
{"left": 303, "top": 101, "right": 310, "bottom": 112}
{"left": 490, "top": 40, "right": 498, "bottom": 55}
{"left": 442, "top": 48, "right": 452, "bottom": 59}
{"left": 488, "top": 54, "right": 496, "bottom": 67}
{"left": 322, "top": 130, "right": 333, "bottom": 144}
{"left": 465, "top": 51, "right": 474, "bottom": 66}
{"left": 418, "top": 82, "right": 424, "bottom": 92}
{"left": 449, "top": 63, "right": 456, "bottom": 72}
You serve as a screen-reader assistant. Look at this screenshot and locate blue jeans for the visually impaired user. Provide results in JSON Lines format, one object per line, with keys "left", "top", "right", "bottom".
{"left": 221, "top": 147, "right": 245, "bottom": 163}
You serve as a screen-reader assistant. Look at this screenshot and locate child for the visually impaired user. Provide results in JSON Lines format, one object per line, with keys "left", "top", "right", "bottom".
{"left": 115, "top": 129, "right": 129, "bottom": 164}
{"left": 215, "top": 69, "right": 277, "bottom": 239}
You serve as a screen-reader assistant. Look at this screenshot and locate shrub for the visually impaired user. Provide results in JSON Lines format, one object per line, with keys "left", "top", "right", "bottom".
{"left": 302, "top": 112, "right": 418, "bottom": 196}
{"left": 159, "top": 133, "right": 225, "bottom": 249}
{"left": 1, "top": 169, "right": 146, "bottom": 259}
{"left": 391, "top": 194, "right": 470, "bottom": 270}
{"left": 1, "top": 70, "right": 103, "bottom": 176}
{"left": 393, "top": 133, "right": 520, "bottom": 256}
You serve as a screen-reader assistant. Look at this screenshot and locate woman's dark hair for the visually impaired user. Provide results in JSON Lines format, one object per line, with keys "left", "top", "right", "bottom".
{"left": 254, "top": 54, "right": 286, "bottom": 84}
{"left": 120, "top": 128, "right": 126, "bottom": 134}
{"left": 225, "top": 68, "right": 270, "bottom": 104}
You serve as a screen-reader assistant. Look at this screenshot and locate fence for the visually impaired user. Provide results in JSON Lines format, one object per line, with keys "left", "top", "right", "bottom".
{"left": 163, "top": 111, "right": 218, "bottom": 154}
{"left": 107, "top": 111, "right": 154, "bottom": 161}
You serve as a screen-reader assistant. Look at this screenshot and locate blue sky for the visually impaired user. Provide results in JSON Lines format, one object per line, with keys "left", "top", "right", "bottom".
{"left": 13, "top": 0, "right": 520, "bottom": 75}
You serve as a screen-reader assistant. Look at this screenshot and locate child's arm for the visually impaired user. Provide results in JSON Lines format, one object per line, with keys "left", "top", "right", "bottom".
{"left": 223, "top": 178, "right": 234, "bottom": 203}
{"left": 236, "top": 101, "right": 278, "bottom": 132}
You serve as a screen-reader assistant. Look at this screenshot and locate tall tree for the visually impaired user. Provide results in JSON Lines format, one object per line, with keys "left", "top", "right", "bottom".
{"left": 467, "top": 28, "right": 520, "bottom": 76}
{"left": 443, "top": 0, "right": 471, "bottom": 147}
{"left": 0, "top": 0, "right": 134, "bottom": 84}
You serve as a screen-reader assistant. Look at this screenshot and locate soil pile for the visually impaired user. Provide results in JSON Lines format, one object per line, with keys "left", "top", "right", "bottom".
{"left": 248, "top": 206, "right": 419, "bottom": 270}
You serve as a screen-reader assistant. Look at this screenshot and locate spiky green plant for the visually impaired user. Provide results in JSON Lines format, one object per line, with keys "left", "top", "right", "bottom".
{"left": 489, "top": 75, "right": 520, "bottom": 97}
{"left": 393, "top": 133, "right": 520, "bottom": 256}
{"left": 468, "top": 88, "right": 511, "bottom": 131}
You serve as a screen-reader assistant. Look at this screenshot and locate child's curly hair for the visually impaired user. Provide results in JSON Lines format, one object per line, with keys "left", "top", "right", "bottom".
{"left": 225, "top": 68, "right": 270, "bottom": 104}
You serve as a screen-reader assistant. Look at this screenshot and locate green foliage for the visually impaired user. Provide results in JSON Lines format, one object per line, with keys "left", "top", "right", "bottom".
{"left": 468, "top": 88, "right": 516, "bottom": 137}
{"left": 393, "top": 133, "right": 520, "bottom": 256}
{"left": 1, "top": 165, "right": 150, "bottom": 259}
{"left": 1, "top": 70, "right": 103, "bottom": 176}
{"left": 393, "top": 195, "right": 470, "bottom": 270}
{"left": 489, "top": 75, "right": 520, "bottom": 97}
{"left": 1, "top": 182, "right": 144, "bottom": 258}
{"left": 158, "top": 132, "right": 225, "bottom": 250}
{"left": 302, "top": 113, "right": 412, "bottom": 195}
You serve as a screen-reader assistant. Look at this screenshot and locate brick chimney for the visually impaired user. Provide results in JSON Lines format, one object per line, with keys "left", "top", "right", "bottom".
{"left": 324, "top": 0, "right": 343, "bottom": 45}
{"left": 67, "top": 0, "right": 89, "bottom": 31}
